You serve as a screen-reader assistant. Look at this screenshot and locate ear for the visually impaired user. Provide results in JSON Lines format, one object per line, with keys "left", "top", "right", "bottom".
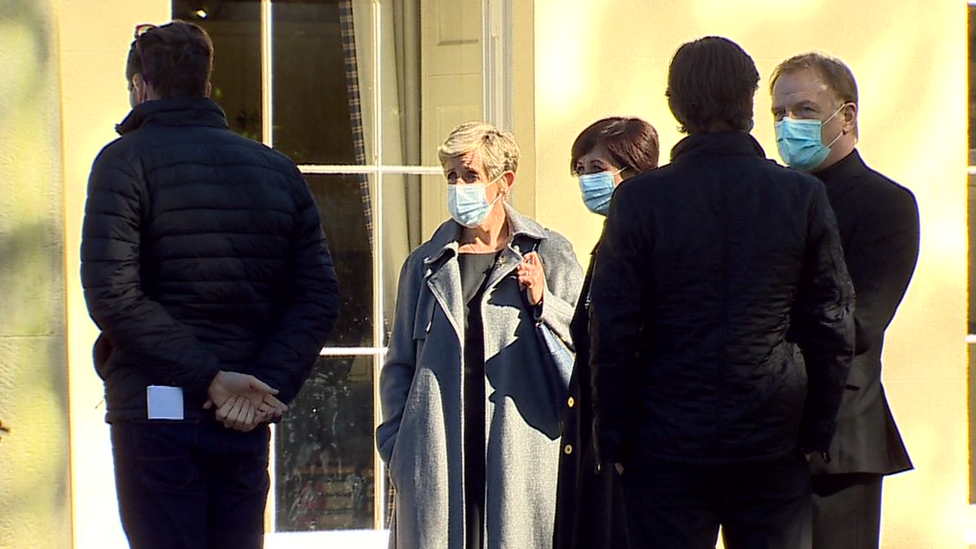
{"left": 499, "top": 170, "right": 516, "bottom": 195}
{"left": 840, "top": 102, "right": 857, "bottom": 134}
{"left": 130, "top": 74, "right": 147, "bottom": 104}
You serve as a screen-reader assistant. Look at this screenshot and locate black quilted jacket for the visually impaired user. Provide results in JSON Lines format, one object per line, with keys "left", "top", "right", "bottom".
{"left": 81, "top": 98, "right": 339, "bottom": 422}
{"left": 590, "top": 132, "right": 855, "bottom": 465}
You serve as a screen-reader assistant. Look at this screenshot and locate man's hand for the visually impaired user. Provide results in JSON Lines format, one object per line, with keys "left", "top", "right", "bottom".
{"left": 204, "top": 371, "right": 288, "bottom": 430}
{"left": 214, "top": 394, "right": 288, "bottom": 431}
{"left": 614, "top": 463, "right": 625, "bottom": 475}
{"left": 216, "top": 396, "right": 258, "bottom": 431}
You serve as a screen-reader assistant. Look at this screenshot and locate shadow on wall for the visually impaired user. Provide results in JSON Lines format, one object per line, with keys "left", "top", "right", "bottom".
{"left": 0, "top": 0, "right": 73, "bottom": 547}
{"left": 0, "top": 0, "right": 52, "bottom": 123}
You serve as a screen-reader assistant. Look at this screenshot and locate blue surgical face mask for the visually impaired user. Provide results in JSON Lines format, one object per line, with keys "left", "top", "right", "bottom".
{"left": 578, "top": 168, "right": 623, "bottom": 216}
{"left": 447, "top": 175, "right": 504, "bottom": 228}
{"left": 774, "top": 105, "right": 845, "bottom": 172}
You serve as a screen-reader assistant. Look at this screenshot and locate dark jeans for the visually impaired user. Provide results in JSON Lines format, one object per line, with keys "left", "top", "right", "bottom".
{"left": 811, "top": 473, "right": 883, "bottom": 549}
{"left": 111, "top": 419, "right": 271, "bottom": 549}
{"left": 620, "top": 452, "right": 812, "bottom": 549}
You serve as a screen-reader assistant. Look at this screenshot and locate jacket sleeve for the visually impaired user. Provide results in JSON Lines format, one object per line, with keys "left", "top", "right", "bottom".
{"left": 80, "top": 148, "right": 221, "bottom": 401}
{"left": 375, "top": 254, "right": 421, "bottom": 463}
{"left": 791, "top": 185, "right": 856, "bottom": 453}
{"left": 535, "top": 231, "right": 584, "bottom": 348}
{"left": 248, "top": 174, "right": 340, "bottom": 404}
{"left": 845, "top": 187, "right": 919, "bottom": 357}
{"left": 588, "top": 189, "right": 648, "bottom": 464}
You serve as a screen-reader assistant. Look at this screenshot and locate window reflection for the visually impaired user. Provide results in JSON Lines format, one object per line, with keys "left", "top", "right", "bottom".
{"left": 273, "top": 1, "right": 361, "bottom": 165}
{"left": 307, "top": 174, "right": 374, "bottom": 348}
{"left": 173, "top": 0, "right": 262, "bottom": 140}
{"left": 276, "top": 355, "right": 376, "bottom": 531}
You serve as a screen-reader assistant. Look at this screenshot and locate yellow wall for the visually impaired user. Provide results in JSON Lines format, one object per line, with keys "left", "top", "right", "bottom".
{"left": 58, "top": 1, "right": 170, "bottom": 548}
{"left": 0, "top": 1, "right": 73, "bottom": 547}
{"left": 532, "top": 1, "right": 968, "bottom": 547}
{"left": 511, "top": 0, "right": 537, "bottom": 217}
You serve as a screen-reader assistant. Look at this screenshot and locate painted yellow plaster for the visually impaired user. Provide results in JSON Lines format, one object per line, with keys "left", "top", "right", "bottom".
{"left": 0, "top": 1, "right": 72, "bottom": 548}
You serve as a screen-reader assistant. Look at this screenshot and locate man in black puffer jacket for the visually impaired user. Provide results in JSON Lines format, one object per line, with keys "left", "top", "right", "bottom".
{"left": 590, "top": 36, "right": 855, "bottom": 549}
{"left": 81, "top": 21, "right": 339, "bottom": 549}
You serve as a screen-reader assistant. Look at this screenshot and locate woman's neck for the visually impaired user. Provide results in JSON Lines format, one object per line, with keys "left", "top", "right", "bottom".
{"left": 460, "top": 207, "right": 510, "bottom": 253}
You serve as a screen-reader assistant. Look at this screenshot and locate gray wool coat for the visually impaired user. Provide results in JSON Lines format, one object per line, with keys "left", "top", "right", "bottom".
{"left": 377, "top": 204, "right": 583, "bottom": 549}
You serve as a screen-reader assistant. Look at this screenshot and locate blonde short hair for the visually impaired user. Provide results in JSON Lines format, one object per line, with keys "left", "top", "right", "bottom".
{"left": 437, "top": 121, "right": 520, "bottom": 180}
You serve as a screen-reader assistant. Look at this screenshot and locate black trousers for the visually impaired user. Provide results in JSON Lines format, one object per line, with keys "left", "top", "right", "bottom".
{"left": 811, "top": 474, "right": 883, "bottom": 549}
{"left": 111, "top": 419, "right": 271, "bottom": 549}
{"left": 620, "top": 452, "right": 811, "bottom": 549}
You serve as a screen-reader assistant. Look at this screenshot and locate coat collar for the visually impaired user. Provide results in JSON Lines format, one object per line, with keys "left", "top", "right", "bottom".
{"left": 670, "top": 131, "right": 766, "bottom": 163}
{"left": 115, "top": 97, "right": 229, "bottom": 135}
{"left": 423, "top": 202, "right": 548, "bottom": 266}
{"left": 810, "top": 149, "right": 863, "bottom": 192}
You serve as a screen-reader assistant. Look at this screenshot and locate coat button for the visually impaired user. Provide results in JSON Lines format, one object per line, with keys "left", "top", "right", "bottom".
{"left": 564, "top": 444, "right": 573, "bottom": 455}
{"left": 567, "top": 397, "right": 575, "bottom": 408}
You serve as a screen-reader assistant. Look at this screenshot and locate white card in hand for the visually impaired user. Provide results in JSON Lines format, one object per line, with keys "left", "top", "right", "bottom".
{"left": 147, "top": 385, "right": 184, "bottom": 420}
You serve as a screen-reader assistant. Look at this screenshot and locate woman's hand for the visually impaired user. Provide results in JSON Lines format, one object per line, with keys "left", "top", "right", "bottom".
{"left": 517, "top": 251, "right": 546, "bottom": 306}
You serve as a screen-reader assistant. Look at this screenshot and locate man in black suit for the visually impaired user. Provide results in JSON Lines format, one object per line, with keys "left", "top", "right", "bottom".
{"left": 770, "top": 52, "right": 920, "bottom": 549}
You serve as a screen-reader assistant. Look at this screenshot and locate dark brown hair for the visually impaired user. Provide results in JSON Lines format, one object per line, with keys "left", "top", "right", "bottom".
{"left": 126, "top": 20, "right": 213, "bottom": 98}
{"left": 666, "top": 36, "right": 759, "bottom": 134}
{"left": 570, "top": 117, "right": 660, "bottom": 175}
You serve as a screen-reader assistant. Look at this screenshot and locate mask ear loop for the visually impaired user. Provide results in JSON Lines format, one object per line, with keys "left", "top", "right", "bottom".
{"left": 485, "top": 171, "right": 510, "bottom": 202}
{"left": 823, "top": 103, "right": 850, "bottom": 148}
{"left": 133, "top": 24, "right": 156, "bottom": 85}
{"left": 138, "top": 48, "right": 151, "bottom": 85}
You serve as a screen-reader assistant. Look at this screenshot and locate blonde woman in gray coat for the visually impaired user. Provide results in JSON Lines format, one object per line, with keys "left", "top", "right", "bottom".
{"left": 377, "top": 121, "right": 583, "bottom": 549}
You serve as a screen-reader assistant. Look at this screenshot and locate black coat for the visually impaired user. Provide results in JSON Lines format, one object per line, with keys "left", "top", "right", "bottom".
{"left": 81, "top": 98, "right": 340, "bottom": 422}
{"left": 553, "top": 243, "right": 630, "bottom": 549}
{"left": 590, "top": 132, "right": 855, "bottom": 466}
{"left": 808, "top": 150, "right": 918, "bottom": 476}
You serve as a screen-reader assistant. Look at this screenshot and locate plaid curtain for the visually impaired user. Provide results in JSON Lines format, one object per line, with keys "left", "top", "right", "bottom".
{"left": 338, "top": 0, "right": 372, "bottom": 248}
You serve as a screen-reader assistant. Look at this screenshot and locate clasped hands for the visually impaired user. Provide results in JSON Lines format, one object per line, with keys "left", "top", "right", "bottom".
{"left": 204, "top": 370, "right": 288, "bottom": 432}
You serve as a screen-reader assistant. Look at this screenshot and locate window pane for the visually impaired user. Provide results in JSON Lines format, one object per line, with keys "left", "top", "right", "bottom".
{"left": 269, "top": 0, "right": 484, "bottom": 168}
{"left": 307, "top": 173, "right": 374, "bottom": 347}
{"left": 367, "top": 0, "right": 483, "bottom": 168}
{"left": 272, "top": 1, "right": 363, "bottom": 165}
{"left": 275, "top": 355, "right": 376, "bottom": 531}
{"left": 380, "top": 174, "right": 446, "bottom": 346}
{"left": 172, "top": 0, "right": 262, "bottom": 140}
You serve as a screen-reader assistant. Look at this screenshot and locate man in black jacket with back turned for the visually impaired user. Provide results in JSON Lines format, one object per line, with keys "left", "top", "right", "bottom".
{"left": 590, "top": 36, "right": 855, "bottom": 549}
{"left": 771, "top": 52, "right": 919, "bottom": 549}
{"left": 81, "top": 21, "right": 339, "bottom": 549}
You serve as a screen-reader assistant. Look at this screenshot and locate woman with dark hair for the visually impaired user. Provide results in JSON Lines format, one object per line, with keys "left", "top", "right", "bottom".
{"left": 553, "top": 116, "right": 659, "bottom": 549}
